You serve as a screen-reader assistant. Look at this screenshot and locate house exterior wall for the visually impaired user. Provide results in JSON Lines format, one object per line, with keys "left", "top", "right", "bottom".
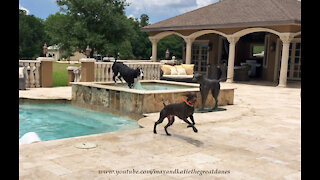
{"left": 196, "top": 34, "right": 219, "bottom": 66}
{"left": 47, "top": 49, "right": 61, "bottom": 61}
{"left": 151, "top": 24, "right": 300, "bottom": 83}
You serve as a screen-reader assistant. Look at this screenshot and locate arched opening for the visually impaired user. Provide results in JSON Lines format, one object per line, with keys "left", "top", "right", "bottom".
{"left": 157, "top": 35, "right": 185, "bottom": 60}
{"left": 231, "top": 31, "right": 285, "bottom": 82}
{"left": 152, "top": 31, "right": 186, "bottom": 41}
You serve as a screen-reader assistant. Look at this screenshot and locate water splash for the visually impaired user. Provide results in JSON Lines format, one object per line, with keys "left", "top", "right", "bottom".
{"left": 133, "top": 80, "right": 145, "bottom": 90}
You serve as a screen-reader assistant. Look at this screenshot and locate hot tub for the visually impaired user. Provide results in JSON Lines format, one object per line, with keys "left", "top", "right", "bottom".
{"left": 71, "top": 80, "right": 235, "bottom": 115}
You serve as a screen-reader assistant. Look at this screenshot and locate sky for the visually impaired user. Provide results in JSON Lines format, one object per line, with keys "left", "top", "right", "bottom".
{"left": 19, "top": 0, "right": 221, "bottom": 24}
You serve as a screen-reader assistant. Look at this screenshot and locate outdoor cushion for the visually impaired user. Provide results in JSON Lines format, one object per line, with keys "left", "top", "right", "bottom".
{"left": 162, "top": 75, "right": 193, "bottom": 79}
{"left": 160, "top": 65, "right": 172, "bottom": 75}
{"left": 169, "top": 66, "right": 178, "bottom": 75}
{"left": 175, "top": 65, "right": 187, "bottom": 75}
{"left": 181, "top": 64, "right": 194, "bottom": 75}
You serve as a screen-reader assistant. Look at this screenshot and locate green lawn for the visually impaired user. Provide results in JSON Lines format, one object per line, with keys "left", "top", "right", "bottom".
{"left": 253, "top": 45, "right": 264, "bottom": 54}
{"left": 53, "top": 62, "right": 81, "bottom": 87}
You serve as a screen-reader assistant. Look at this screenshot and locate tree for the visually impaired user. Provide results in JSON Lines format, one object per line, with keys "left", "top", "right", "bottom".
{"left": 140, "top": 14, "right": 149, "bottom": 27}
{"left": 44, "top": 13, "right": 77, "bottom": 58}
{"left": 55, "top": 0, "right": 131, "bottom": 57}
{"left": 19, "top": 9, "right": 46, "bottom": 59}
{"left": 125, "top": 14, "right": 151, "bottom": 60}
{"left": 157, "top": 35, "right": 184, "bottom": 60}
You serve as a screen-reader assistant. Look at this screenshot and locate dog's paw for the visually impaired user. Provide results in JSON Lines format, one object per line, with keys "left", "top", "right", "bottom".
{"left": 193, "top": 127, "right": 198, "bottom": 133}
{"left": 187, "top": 124, "right": 192, "bottom": 128}
{"left": 166, "top": 133, "right": 171, "bottom": 136}
{"left": 153, "top": 131, "right": 157, "bottom": 134}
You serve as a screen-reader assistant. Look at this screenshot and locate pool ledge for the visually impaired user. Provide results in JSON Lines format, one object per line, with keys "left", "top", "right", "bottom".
{"left": 71, "top": 80, "right": 236, "bottom": 115}
{"left": 70, "top": 80, "right": 236, "bottom": 95}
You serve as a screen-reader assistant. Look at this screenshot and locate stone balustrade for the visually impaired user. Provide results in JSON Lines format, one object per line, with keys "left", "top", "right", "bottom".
{"left": 69, "top": 59, "right": 162, "bottom": 83}
{"left": 94, "top": 62, "right": 161, "bottom": 82}
{"left": 19, "top": 57, "right": 55, "bottom": 88}
{"left": 19, "top": 60, "right": 41, "bottom": 88}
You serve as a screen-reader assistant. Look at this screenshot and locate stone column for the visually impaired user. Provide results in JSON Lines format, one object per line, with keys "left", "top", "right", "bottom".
{"left": 226, "top": 36, "right": 240, "bottom": 83}
{"left": 149, "top": 37, "right": 159, "bottom": 62}
{"left": 278, "top": 34, "right": 294, "bottom": 87}
{"left": 185, "top": 37, "right": 195, "bottom": 64}
{"left": 79, "top": 58, "right": 95, "bottom": 82}
{"left": 36, "top": 57, "right": 54, "bottom": 87}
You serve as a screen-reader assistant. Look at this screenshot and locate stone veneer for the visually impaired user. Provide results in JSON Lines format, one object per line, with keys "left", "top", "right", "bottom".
{"left": 71, "top": 80, "right": 235, "bottom": 115}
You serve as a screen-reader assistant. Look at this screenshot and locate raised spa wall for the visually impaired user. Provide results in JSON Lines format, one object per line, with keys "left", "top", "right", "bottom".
{"left": 71, "top": 80, "right": 235, "bottom": 115}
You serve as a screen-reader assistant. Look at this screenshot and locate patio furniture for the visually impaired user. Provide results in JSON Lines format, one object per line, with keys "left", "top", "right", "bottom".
{"left": 241, "top": 60, "right": 262, "bottom": 77}
{"left": 19, "top": 65, "right": 26, "bottom": 90}
{"left": 160, "top": 64, "right": 196, "bottom": 83}
{"left": 234, "top": 65, "right": 250, "bottom": 81}
{"left": 160, "top": 73, "right": 195, "bottom": 83}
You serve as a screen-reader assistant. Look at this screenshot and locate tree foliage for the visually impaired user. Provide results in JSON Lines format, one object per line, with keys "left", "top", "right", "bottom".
{"left": 157, "top": 35, "right": 184, "bottom": 60}
{"left": 19, "top": 1, "right": 186, "bottom": 61}
{"left": 126, "top": 15, "right": 151, "bottom": 60}
{"left": 55, "top": 0, "right": 131, "bottom": 57}
{"left": 44, "top": 13, "right": 77, "bottom": 58}
{"left": 19, "top": 9, "right": 46, "bottom": 59}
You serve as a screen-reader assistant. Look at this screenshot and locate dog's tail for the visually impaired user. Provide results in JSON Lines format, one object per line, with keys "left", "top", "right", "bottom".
{"left": 161, "top": 98, "right": 167, "bottom": 107}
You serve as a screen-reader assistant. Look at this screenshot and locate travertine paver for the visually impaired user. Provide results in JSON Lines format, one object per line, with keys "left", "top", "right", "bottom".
{"left": 19, "top": 81, "right": 301, "bottom": 179}
{"left": 19, "top": 87, "right": 72, "bottom": 100}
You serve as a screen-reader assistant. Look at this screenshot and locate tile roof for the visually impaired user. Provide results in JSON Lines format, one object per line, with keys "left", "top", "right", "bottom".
{"left": 142, "top": 0, "right": 301, "bottom": 31}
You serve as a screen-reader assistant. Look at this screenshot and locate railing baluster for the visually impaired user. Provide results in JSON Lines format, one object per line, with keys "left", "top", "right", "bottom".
{"left": 25, "top": 64, "right": 30, "bottom": 88}
{"left": 101, "top": 63, "right": 105, "bottom": 82}
{"left": 29, "top": 62, "right": 35, "bottom": 88}
{"left": 35, "top": 62, "right": 40, "bottom": 87}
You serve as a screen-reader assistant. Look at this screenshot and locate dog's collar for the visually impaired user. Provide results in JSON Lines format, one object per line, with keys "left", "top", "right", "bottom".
{"left": 181, "top": 97, "right": 194, "bottom": 107}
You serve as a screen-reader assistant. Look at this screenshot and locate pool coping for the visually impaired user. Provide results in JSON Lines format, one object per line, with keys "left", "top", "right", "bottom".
{"left": 19, "top": 98, "right": 71, "bottom": 104}
{"left": 70, "top": 80, "right": 237, "bottom": 94}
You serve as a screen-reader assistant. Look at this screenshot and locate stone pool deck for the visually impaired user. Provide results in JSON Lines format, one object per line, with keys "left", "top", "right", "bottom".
{"left": 19, "top": 81, "right": 301, "bottom": 179}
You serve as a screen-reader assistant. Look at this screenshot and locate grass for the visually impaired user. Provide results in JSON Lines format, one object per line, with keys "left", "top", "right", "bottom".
{"left": 253, "top": 45, "right": 264, "bottom": 54}
{"left": 53, "top": 62, "right": 81, "bottom": 87}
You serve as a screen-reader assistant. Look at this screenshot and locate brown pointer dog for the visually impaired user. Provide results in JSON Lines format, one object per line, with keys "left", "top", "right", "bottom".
{"left": 153, "top": 93, "right": 198, "bottom": 136}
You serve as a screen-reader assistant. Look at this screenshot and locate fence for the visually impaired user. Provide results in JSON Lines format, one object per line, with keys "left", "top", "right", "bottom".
{"left": 94, "top": 62, "right": 161, "bottom": 82}
{"left": 19, "top": 57, "right": 54, "bottom": 88}
{"left": 19, "top": 60, "right": 41, "bottom": 88}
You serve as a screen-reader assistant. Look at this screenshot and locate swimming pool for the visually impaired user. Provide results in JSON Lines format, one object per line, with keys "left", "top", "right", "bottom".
{"left": 112, "top": 82, "right": 193, "bottom": 90}
{"left": 19, "top": 103, "right": 139, "bottom": 141}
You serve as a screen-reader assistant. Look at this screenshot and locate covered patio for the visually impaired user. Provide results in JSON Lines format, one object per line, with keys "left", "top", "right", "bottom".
{"left": 142, "top": 0, "right": 301, "bottom": 87}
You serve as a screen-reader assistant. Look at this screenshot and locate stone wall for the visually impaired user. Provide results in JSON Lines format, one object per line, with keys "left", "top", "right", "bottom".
{"left": 71, "top": 82, "right": 235, "bottom": 115}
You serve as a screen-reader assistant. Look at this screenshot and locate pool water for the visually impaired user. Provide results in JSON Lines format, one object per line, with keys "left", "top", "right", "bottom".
{"left": 113, "top": 82, "right": 194, "bottom": 90}
{"left": 19, "top": 103, "right": 139, "bottom": 141}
